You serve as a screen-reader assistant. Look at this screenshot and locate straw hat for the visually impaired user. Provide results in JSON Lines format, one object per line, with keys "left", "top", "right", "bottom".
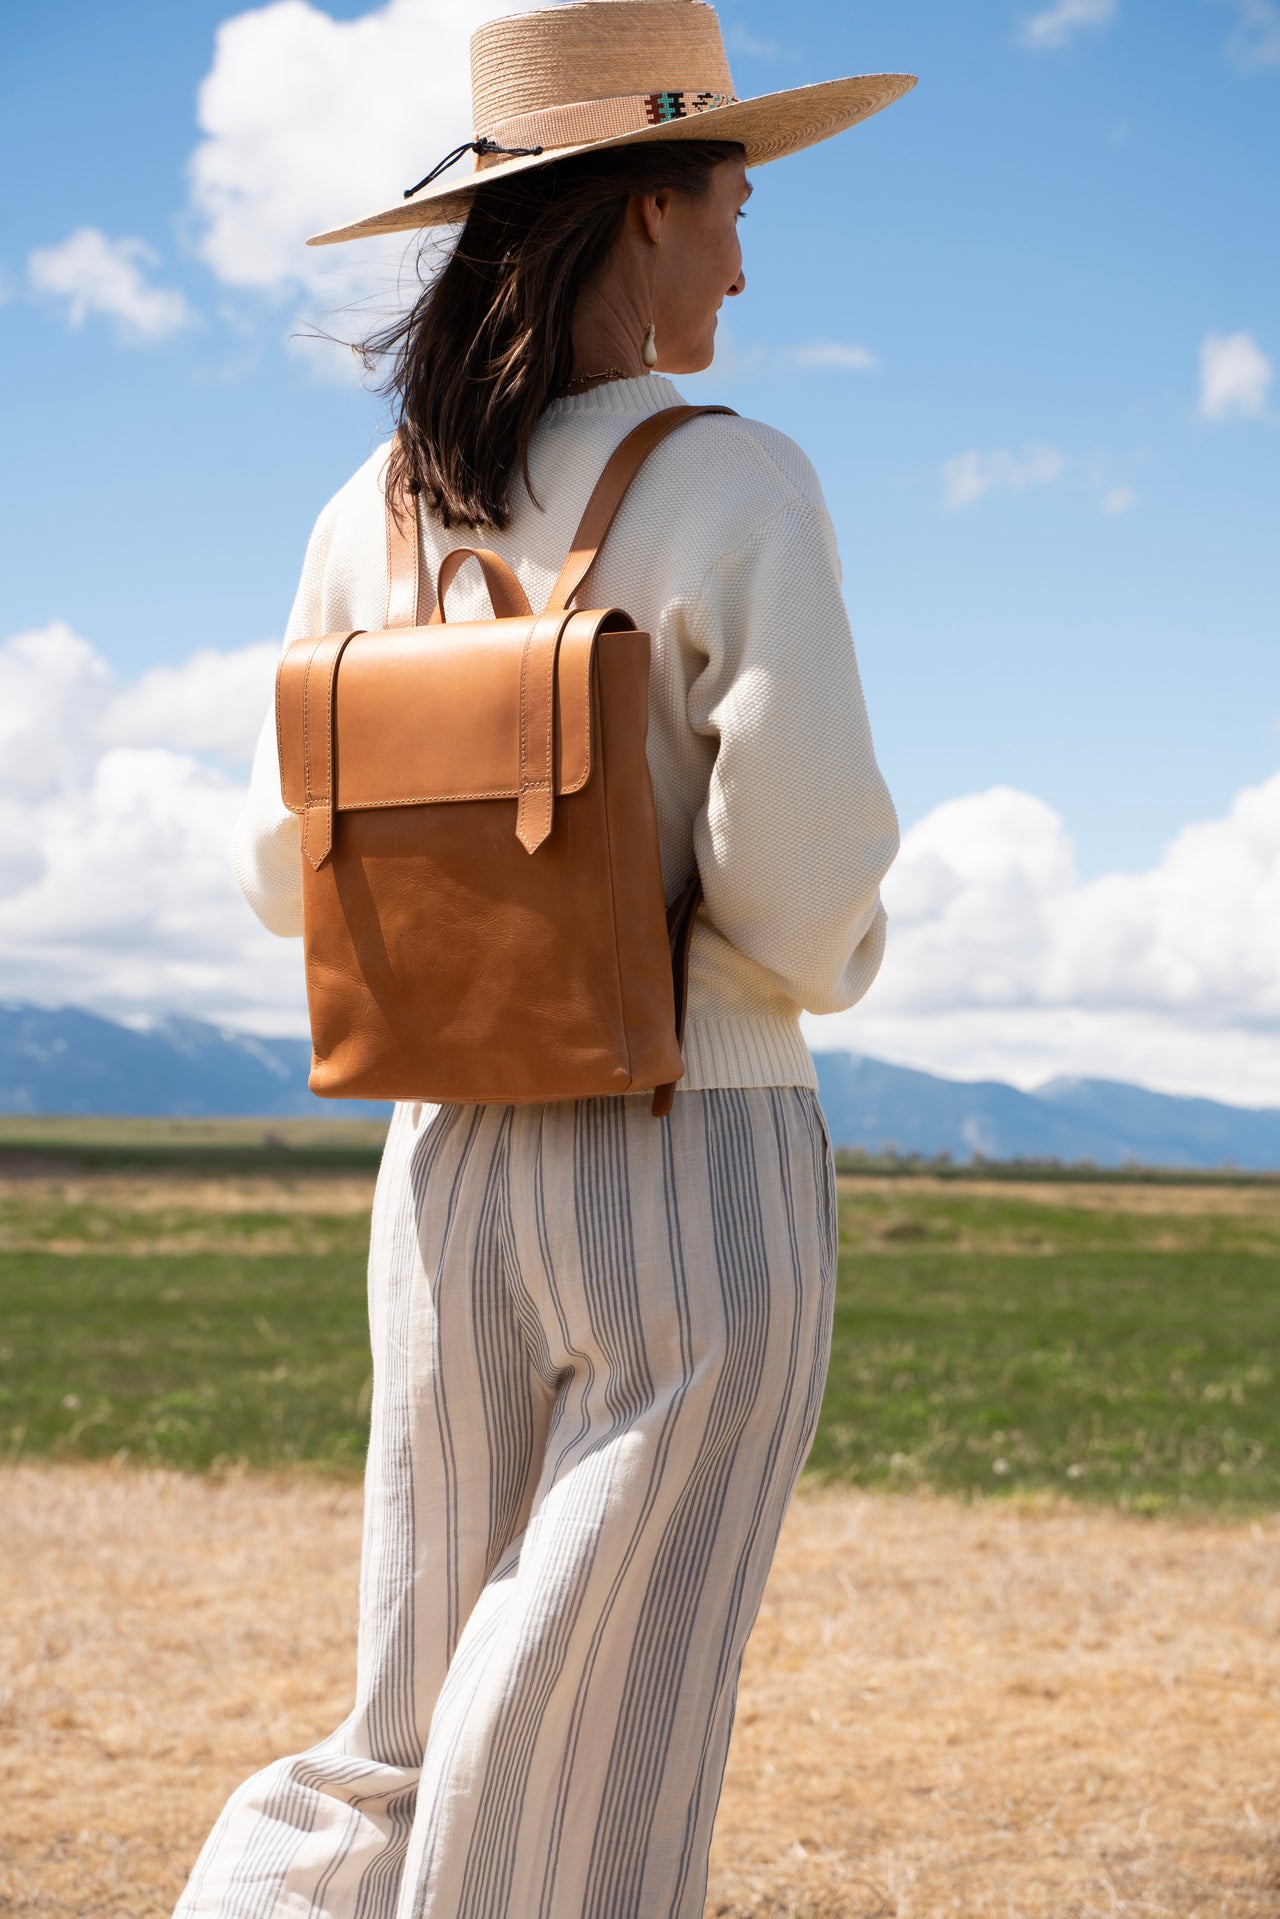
{"left": 308, "top": 0, "right": 916, "bottom": 246}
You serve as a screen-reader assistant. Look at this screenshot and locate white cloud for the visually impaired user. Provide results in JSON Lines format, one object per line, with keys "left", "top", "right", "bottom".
{"left": 0, "top": 624, "right": 111, "bottom": 807}
{"left": 97, "top": 642, "right": 281, "bottom": 761}
{"left": 26, "top": 229, "right": 195, "bottom": 343}
{"left": 1218, "top": 0, "right": 1280, "bottom": 68}
{"left": 188, "top": 0, "right": 520, "bottom": 301}
{"left": 1199, "top": 329, "right": 1273, "bottom": 420}
{"left": 941, "top": 443, "right": 1067, "bottom": 510}
{"left": 792, "top": 341, "right": 877, "bottom": 372}
{"left": 940, "top": 445, "right": 1136, "bottom": 515}
{"left": 0, "top": 623, "right": 302, "bottom": 1031}
{"left": 807, "top": 777, "right": 1280, "bottom": 1106}
{"left": 1016, "top": 0, "right": 1116, "bottom": 51}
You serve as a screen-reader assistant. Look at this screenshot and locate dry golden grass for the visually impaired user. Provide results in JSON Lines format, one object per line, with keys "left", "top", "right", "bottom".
{"left": 23, "top": 1175, "right": 379, "bottom": 1216}
{"left": 1, "top": 1467, "right": 1277, "bottom": 1917}
{"left": 842, "top": 1176, "right": 1280, "bottom": 1220}
{"left": 0, "top": 1175, "right": 379, "bottom": 1257}
{"left": 5, "top": 1169, "right": 1278, "bottom": 1259}
{"left": 0, "top": 1173, "right": 377, "bottom": 1241}
{"left": 713, "top": 1488, "right": 1280, "bottom": 1918}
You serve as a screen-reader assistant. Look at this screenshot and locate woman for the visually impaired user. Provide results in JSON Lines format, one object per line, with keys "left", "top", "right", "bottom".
{"left": 177, "top": 4, "right": 910, "bottom": 1915}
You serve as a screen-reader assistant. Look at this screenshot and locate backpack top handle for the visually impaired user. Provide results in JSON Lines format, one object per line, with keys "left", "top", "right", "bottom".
{"left": 428, "top": 546, "right": 533, "bottom": 624}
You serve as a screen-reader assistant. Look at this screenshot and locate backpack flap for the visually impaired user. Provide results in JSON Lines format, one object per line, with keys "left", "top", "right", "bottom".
{"left": 276, "top": 608, "right": 632, "bottom": 868}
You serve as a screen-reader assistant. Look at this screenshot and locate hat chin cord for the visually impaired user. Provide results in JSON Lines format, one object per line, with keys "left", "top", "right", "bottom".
{"left": 403, "top": 136, "right": 544, "bottom": 201}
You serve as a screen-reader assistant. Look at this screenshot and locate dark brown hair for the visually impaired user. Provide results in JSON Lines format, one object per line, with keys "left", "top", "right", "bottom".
{"left": 362, "top": 140, "right": 743, "bottom": 531}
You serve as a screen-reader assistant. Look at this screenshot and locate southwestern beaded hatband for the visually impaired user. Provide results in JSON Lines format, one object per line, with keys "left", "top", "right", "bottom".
{"left": 476, "top": 86, "right": 741, "bottom": 163}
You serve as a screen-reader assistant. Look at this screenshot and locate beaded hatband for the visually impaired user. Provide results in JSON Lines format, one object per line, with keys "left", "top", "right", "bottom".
{"left": 478, "top": 87, "right": 741, "bottom": 165}
{"left": 645, "top": 88, "right": 738, "bottom": 124}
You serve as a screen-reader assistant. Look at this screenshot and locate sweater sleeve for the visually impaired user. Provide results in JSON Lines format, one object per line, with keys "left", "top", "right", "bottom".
{"left": 685, "top": 488, "right": 899, "bottom": 1016}
{"left": 229, "top": 501, "right": 338, "bottom": 937}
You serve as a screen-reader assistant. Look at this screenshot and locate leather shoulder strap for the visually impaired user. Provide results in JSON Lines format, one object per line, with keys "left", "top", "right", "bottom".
{"left": 384, "top": 437, "right": 426, "bottom": 628}
{"left": 545, "top": 404, "right": 736, "bottom": 614}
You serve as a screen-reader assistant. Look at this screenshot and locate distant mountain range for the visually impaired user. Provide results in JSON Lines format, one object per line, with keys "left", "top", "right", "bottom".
{"left": 811, "top": 1051, "right": 1280, "bottom": 1172}
{"left": 0, "top": 1003, "right": 355, "bottom": 1120}
{"left": 0, "top": 1002, "right": 1277, "bottom": 1170}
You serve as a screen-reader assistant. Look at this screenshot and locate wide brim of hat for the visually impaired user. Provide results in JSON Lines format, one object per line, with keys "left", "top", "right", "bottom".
{"left": 307, "top": 71, "right": 917, "bottom": 247}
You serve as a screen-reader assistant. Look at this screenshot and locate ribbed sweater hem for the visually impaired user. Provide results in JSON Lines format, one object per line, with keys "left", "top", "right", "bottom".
{"left": 677, "top": 1014, "right": 818, "bottom": 1093}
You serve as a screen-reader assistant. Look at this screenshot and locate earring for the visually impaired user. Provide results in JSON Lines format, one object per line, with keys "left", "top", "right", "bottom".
{"left": 642, "top": 245, "right": 659, "bottom": 367}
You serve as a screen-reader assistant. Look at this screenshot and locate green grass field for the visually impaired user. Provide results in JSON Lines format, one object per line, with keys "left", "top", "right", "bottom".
{"left": 1, "top": 1123, "right": 1277, "bottom": 1513}
{"left": 811, "top": 1182, "right": 1279, "bottom": 1512}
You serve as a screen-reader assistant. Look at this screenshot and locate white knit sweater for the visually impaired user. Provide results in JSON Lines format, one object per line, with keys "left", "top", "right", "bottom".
{"left": 233, "top": 374, "right": 898, "bottom": 1093}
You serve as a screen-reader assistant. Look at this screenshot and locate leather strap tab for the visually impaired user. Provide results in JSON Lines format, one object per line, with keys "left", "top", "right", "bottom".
{"left": 298, "top": 629, "right": 363, "bottom": 869}
{"left": 547, "top": 405, "right": 736, "bottom": 614}
{"left": 429, "top": 547, "right": 534, "bottom": 624}
{"left": 651, "top": 873, "right": 702, "bottom": 1117}
{"left": 384, "top": 455, "right": 424, "bottom": 628}
{"left": 516, "top": 611, "right": 574, "bottom": 853}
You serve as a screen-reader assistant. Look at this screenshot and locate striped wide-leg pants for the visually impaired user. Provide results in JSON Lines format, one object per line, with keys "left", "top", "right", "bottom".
{"left": 174, "top": 1085, "right": 837, "bottom": 1919}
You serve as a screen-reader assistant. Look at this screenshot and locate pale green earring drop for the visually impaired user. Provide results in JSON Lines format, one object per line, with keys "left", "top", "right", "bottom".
{"left": 642, "top": 243, "right": 659, "bottom": 367}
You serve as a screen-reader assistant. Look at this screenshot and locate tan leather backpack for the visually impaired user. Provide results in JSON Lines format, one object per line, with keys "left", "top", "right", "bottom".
{"left": 276, "top": 404, "right": 731, "bottom": 1117}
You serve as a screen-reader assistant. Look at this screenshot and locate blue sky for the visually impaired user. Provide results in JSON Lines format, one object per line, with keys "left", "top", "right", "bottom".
{"left": 2, "top": 0, "right": 1277, "bottom": 1099}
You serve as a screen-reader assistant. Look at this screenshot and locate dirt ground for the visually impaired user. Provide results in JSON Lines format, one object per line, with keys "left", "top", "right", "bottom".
{"left": 1, "top": 1470, "right": 1277, "bottom": 1918}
